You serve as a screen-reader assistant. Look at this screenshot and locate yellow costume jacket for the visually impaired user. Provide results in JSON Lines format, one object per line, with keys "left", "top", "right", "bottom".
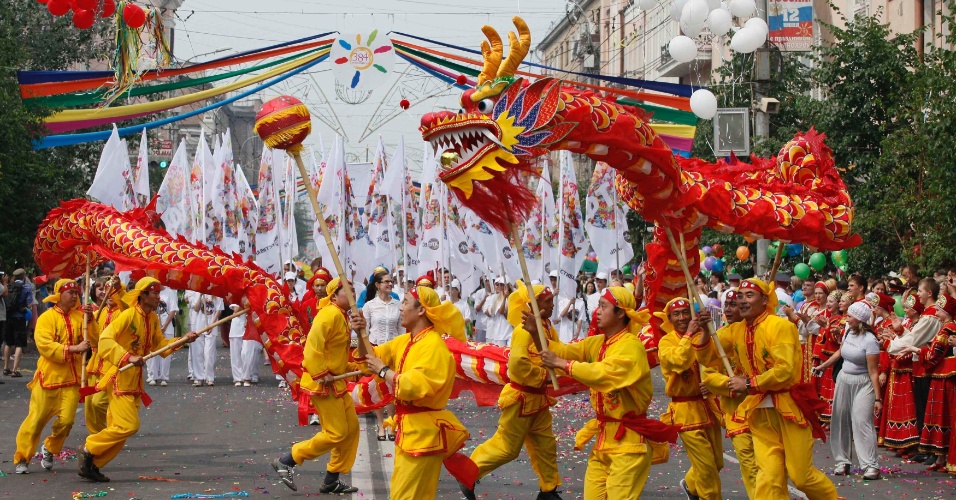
{"left": 699, "top": 324, "right": 750, "bottom": 436}
{"left": 549, "top": 329, "right": 654, "bottom": 454}
{"left": 32, "top": 306, "right": 95, "bottom": 390}
{"left": 87, "top": 302, "right": 126, "bottom": 378}
{"left": 374, "top": 327, "right": 469, "bottom": 456}
{"left": 99, "top": 305, "right": 181, "bottom": 396}
{"left": 716, "top": 312, "right": 807, "bottom": 426}
{"left": 658, "top": 330, "right": 722, "bottom": 431}
{"left": 498, "top": 324, "right": 559, "bottom": 416}
{"left": 299, "top": 303, "right": 356, "bottom": 398}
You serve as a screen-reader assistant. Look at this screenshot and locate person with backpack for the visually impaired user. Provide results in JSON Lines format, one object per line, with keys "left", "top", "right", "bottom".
{"left": 3, "top": 269, "right": 34, "bottom": 378}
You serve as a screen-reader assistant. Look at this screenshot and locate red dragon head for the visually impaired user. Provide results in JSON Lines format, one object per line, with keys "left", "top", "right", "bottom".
{"left": 419, "top": 17, "right": 576, "bottom": 232}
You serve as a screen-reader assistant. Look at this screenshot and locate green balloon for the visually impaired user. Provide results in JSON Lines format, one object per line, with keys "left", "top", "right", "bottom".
{"left": 893, "top": 295, "right": 905, "bottom": 318}
{"left": 794, "top": 263, "right": 811, "bottom": 280}
{"left": 832, "top": 250, "right": 847, "bottom": 266}
{"left": 809, "top": 252, "right": 826, "bottom": 271}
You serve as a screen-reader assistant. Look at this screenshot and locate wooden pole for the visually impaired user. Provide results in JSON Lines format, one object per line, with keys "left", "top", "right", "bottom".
{"left": 94, "top": 276, "right": 118, "bottom": 323}
{"left": 331, "top": 370, "right": 364, "bottom": 381}
{"left": 120, "top": 308, "right": 249, "bottom": 372}
{"left": 510, "top": 225, "right": 560, "bottom": 390}
{"left": 769, "top": 242, "right": 785, "bottom": 282}
{"left": 80, "top": 255, "right": 91, "bottom": 388}
{"left": 662, "top": 226, "right": 735, "bottom": 376}
{"left": 290, "top": 149, "right": 373, "bottom": 357}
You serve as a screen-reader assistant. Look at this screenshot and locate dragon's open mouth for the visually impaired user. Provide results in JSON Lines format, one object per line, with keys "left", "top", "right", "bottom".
{"left": 420, "top": 112, "right": 505, "bottom": 179}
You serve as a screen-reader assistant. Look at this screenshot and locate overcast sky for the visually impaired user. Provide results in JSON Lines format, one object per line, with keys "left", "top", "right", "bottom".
{"left": 171, "top": 0, "right": 566, "bottom": 170}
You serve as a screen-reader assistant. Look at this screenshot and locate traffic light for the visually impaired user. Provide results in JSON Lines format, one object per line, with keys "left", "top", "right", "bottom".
{"left": 160, "top": 160, "right": 168, "bottom": 168}
{"left": 149, "top": 160, "right": 158, "bottom": 169}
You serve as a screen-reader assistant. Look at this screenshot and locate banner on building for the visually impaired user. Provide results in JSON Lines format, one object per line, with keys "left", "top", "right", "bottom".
{"left": 768, "top": 0, "right": 814, "bottom": 51}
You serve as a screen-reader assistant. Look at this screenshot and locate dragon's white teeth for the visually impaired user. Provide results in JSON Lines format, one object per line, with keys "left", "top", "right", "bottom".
{"left": 479, "top": 128, "right": 505, "bottom": 149}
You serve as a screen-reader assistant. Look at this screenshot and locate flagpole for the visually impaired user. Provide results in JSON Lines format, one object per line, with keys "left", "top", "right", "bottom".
{"left": 613, "top": 179, "right": 620, "bottom": 275}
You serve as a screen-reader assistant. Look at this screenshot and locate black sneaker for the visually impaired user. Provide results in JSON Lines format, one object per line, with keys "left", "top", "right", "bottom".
{"left": 78, "top": 450, "right": 110, "bottom": 482}
{"left": 272, "top": 458, "right": 297, "bottom": 491}
{"left": 680, "top": 479, "right": 700, "bottom": 500}
{"left": 459, "top": 481, "right": 477, "bottom": 500}
{"left": 319, "top": 479, "right": 358, "bottom": 494}
{"left": 536, "top": 489, "right": 563, "bottom": 500}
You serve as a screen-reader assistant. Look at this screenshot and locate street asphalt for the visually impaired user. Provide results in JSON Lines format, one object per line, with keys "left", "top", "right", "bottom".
{"left": 0, "top": 342, "right": 951, "bottom": 499}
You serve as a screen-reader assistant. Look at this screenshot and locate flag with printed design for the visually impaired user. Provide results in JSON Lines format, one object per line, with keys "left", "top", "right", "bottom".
{"left": 585, "top": 161, "right": 633, "bottom": 275}
{"left": 417, "top": 146, "right": 443, "bottom": 274}
{"left": 366, "top": 137, "right": 397, "bottom": 271}
{"left": 235, "top": 164, "right": 258, "bottom": 261}
{"left": 556, "top": 151, "right": 587, "bottom": 298}
{"left": 157, "top": 139, "right": 193, "bottom": 240}
{"left": 87, "top": 125, "right": 136, "bottom": 212}
{"left": 315, "top": 136, "right": 346, "bottom": 275}
{"left": 131, "top": 128, "right": 151, "bottom": 208}
{"left": 255, "top": 147, "right": 282, "bottom": 275}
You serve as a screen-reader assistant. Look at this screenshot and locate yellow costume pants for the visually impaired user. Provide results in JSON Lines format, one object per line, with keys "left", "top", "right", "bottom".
{"left": 731, "top": 432, "right": 758, "bottom": 499}
{"left": 85, "top": 394, "right": 141, "bottom": 468}
{"left": 470, "top": 406, "right": 560, "bottom": 491}
{"left": 583, "top": 449, "right": 651, "bottom": 500}
{"left": 391, "top": 446, "right": 444, "bottom": 500}
{"left": 84, "top": 386, "right": 110, "bottom": 435}
{"left": 750, "top": 409, "right": 837, "bottom": 500}
{"left": 680, "top": 425, "right": 724, "bottom": 500}
{"left": 291, "top": 393, "right": 359, "bottom": 473}
{"left": 14, "top": 385, "right": 80, "bottom": 463}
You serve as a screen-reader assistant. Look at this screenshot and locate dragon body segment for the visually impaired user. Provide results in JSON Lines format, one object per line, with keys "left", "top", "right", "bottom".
{"left": 420, "top": 17, "right": 860, "bottom": 312}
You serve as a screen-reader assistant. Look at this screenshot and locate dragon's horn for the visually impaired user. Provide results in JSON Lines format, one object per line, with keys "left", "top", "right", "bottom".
{"left": 478, "top": 26, "right": 503, "bottom": 85}
{"left": 497, "top": 16, "right": 530, "bottom": 79}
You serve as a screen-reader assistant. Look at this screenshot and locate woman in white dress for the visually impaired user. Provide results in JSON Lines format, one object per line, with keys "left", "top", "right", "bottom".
{"left": 362, "top": 269, "right": 401, "bottom": 440}
{"left": 554, "top": 282, "right": 586, "bottom": 343}
{"left": 483, "top": 278, "right": 511, "bottom": 346}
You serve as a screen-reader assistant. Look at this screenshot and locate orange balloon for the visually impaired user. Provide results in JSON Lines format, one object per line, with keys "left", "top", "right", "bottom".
{"left": 736, "top": 246, "right": 750, "bottom": 260}
{"left": 744, "top": 235, "right": 756, "bottom": 243}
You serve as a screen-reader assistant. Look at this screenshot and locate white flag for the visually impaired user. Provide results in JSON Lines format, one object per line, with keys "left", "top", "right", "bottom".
{"left": 255, "top": 147, "right": 282, "bottom": 275}
{"left": 156, "top": 139, "right": 193, "bottom": 240}
{"left": 386, "top": 138, "right": 420, "bottom": 277}
{"left": 87, "top": 125, "right": 135, "bottom": 212}
{"left": 417, "top": 147, "right": 443, "bottom": 273}
{"left": 315, "top": 136, "right": 346, "bottom": 276}
{"left": 280, "top": 156, "right": 299, "bottom": 265}
{"left": 556, "top": 151, "right": 587, "bottom": 298}
{"left": 366, "top": 137, "right": 396, "bottom": 271}
{"left": 132, "top": 128, "right": 151, "bottom": 208}
{"left": 345, "top": 166, "right": 375, "bottom": 280}
{"left": 235, "top": 164, "right": 258, "bottom": 261}
{"left": 204, "top": 134, "right": 229, "bottom": 249}
{"left": 585, "top": 162, "right": 633, "bottom": 276}
{"left": 190, "top": 131, "right": 214, "bottom": 244}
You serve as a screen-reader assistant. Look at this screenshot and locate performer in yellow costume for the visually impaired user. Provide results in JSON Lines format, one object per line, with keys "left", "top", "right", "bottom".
{"left": 272, "top": 277, "right": 362, "bottom": 494}
{"left": 84, "top": 277, "right": 126, "bottom": 434}
{"left": 541, "top": 286, "right": 680, "bottom": 500}
{"left": 719, "top": 278, "right": 837, "bottom": 500}
{"left": 464, "top": 281, "right": 563, "bottom": 500}
{"left": 13, "top": 279, "right": 93, "bottom": 474}
{"left": 656, "top": 297, "right": 724, "bottom": 500}
{"left": 699, "top": 289, "right": 760, "bottom": 499}
{"left": 363, "top": 283, "right": 478, "bottom": 500}
{"left": 79, "top": 277, "right": 199, "bottom": 482}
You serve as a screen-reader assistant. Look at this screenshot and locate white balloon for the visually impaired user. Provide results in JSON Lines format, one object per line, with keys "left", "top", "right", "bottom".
{"left": 744, "top": 17, "right": 769, "bottom": 35}
{"left": 668, "top": 35, "right": 698, "bottom": 63}
{"left": 680, "top": 20, "right": 706, "bottom": 38}
{"left": 670, "top": 0, "right": 689, "bottom": 21}
{"left": 706, "top": 0, "right": 721, "bottom": 10}
{"left": 728, "top": 0, "right": 756, "bottom": 17}
{"left": 707, "top": 8, "right": 733, "bottom": 35}
{"left": 639, "top": 0, "right": 657, "bottom": 10}
{"left": 690, "top": 89, "right": 718, "bottom": 119}
{"left": 730, "top": 26, "right": 764, "bottom": 53}
{"left": 681, "top": 0, "right": 709, "bottom": 26}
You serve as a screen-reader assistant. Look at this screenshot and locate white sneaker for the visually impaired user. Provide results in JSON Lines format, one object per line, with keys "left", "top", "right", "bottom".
{"left": 40, "top": 445, "right": 54, "bottom": 470}
{"left": 206, "top": 381, "right": 214, "bottom": 387}
{"left": 148, "top": 380, "right": 157, "bottom": 386}
{"left": 243, "top": 381, "right": 251, "bottom": 387}
{"left": 15, "top": 461, "right": 28, "bottom": 474}
{"left": 308, "top": 414, "right": 320, "bottom": 426}
{"left": 235, "top": 381, "right": 242, "bottom": 387}
{"left": 193, "top": 380, "right": 202, "bottom": 387}
{"left": 160, "top": 380, "right": 168, "bottom": 387}
{"left": 278, "top": 380, "right": 289, "bottom": 389}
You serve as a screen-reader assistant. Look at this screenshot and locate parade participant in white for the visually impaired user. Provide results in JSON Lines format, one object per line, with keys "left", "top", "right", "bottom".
{"left": 146, "top": 286, "right": 178, "bottom": 386}
{"left": 185, "top": 291, "right": 223, "bottom": 386}
{"left": 228, "top": 304, "right": 248, "bottom": 386}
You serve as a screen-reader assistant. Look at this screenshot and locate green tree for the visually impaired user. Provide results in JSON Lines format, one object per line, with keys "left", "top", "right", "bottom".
{"left": 0, "top": 0, "right": 113, "bottom": 269}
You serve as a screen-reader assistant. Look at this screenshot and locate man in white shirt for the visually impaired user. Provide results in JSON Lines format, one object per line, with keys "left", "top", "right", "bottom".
{"left": 228, "top": 304, "right": 248, "bottom": 386}
{"left": 471, "top": 276, "right": 491, "bottom": 343}
{"left": 146, "top": 286, "right": 179, "bottom": 386}
{"left": 185, "top": 291, "right": 223, "bottom": 386}
{"left": 283, "top": 261, "right": 307, "bottom": 297}
{"left": 483, "top": 277, "right": 510, "bottom": 346}
{"left": 774, "top": 273, "right": 795, "bottom": 317}
{"left": 720, "top": 273, "right": 743, "bottom": 309}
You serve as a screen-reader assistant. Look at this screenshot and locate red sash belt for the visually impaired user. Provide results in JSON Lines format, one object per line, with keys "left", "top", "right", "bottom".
{"left": 597, "top": 411, "right": 681, "bottom": 443}
{"left": 395, "top": 403, "right": 439, "bottom": 415}
{"left": 757, "top": 384, "right": 827, "bottom": 442}
{"left": 670, "top": 394, "right": 704, "bottom": 403}
{"left": 510, "top": 382, "right": 548, "bottom": 395}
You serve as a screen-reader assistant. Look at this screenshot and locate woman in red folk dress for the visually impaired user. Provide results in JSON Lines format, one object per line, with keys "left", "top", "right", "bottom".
{"left": 914, "top": 295, "right": 956, "bottom": 472}
{"left": 817, "top": 290, "right": 845, "bottom": 426}
{"left": 873, "top": 294, "right": 914, "bottom": 454}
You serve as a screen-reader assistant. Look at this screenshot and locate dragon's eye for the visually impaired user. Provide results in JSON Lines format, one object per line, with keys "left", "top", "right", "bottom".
{"left": 476, "top": 99, "right": 495, "bottom": 114}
